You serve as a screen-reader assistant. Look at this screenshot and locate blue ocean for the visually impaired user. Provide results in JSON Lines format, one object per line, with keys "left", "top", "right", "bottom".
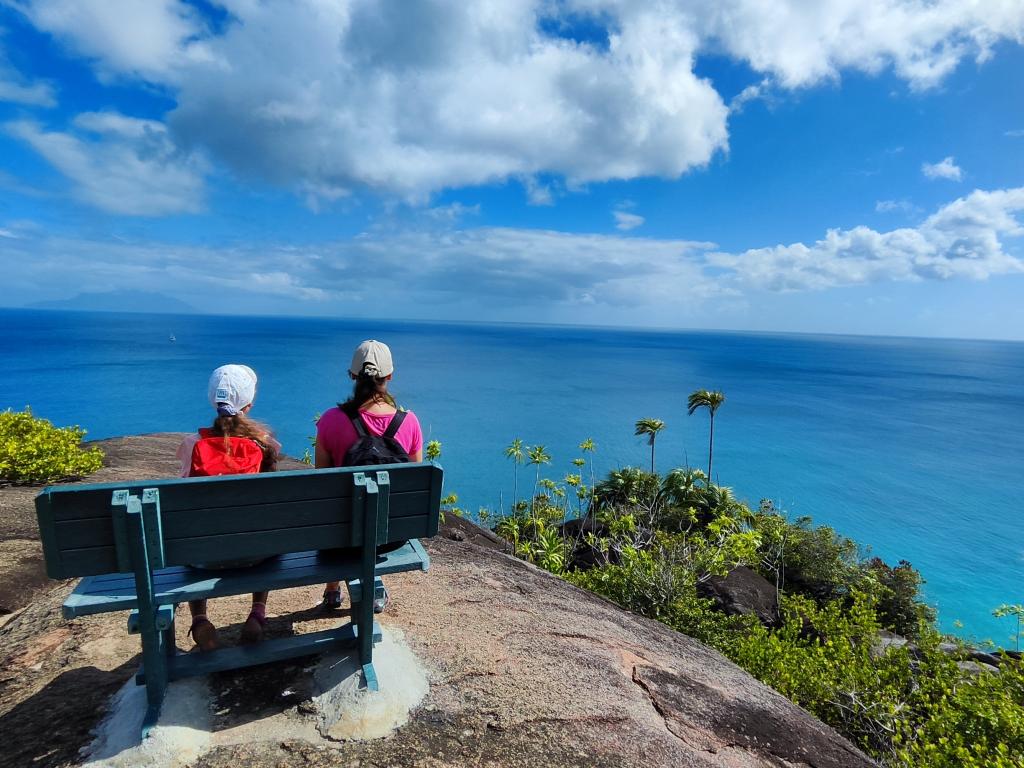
{"left": 2, "top": 308, "right": 1022, "bottom": 642}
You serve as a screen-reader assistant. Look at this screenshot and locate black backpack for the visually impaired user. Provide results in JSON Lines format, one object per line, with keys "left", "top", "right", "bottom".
{"left": 342, "top": 410, "right": 412, "bottom": 467}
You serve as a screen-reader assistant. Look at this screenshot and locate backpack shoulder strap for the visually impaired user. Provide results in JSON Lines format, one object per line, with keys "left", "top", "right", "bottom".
{"left": 383, "top": 409, "right": 408, "bottom": 439}
{"left": 348, "top": 412, "right": 369, "bottom": 438}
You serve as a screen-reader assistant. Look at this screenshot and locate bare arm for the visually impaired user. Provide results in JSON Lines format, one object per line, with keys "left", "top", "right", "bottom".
{"left": 411, "top": 449, "right": 423, "bottom": 462}
{"left": 315, "top": 444, "right": 333, "bottom": 469}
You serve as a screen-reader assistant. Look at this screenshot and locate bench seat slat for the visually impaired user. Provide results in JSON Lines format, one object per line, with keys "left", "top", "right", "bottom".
{"left": 63, "top": 540, "right": 430, "bottom": 619}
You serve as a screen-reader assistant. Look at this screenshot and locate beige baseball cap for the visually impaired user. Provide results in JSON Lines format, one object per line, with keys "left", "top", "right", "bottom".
{"left": 349, "top": 340, "right": 394, "bottom": 378}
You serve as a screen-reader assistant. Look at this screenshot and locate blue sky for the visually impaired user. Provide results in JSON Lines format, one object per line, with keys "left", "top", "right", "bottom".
{"left": 1, "top": 1, "right": 1023, "bottom": 339}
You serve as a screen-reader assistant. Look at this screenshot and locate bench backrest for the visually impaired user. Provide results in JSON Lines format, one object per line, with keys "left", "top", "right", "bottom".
{"left": 35, "top": 462, "right": 443, "bottom": 579}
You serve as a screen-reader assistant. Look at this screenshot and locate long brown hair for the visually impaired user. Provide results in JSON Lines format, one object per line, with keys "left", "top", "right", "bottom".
{"left": 339, "top": 371, "right": 396, "bottom": 418}
{"left": 209, "top": 412, "right": 279, "bottom": 472}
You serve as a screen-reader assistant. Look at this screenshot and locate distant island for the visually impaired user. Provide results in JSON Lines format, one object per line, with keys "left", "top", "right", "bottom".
{"left": 28, "top": 290, "right": 195, "bottom": 315}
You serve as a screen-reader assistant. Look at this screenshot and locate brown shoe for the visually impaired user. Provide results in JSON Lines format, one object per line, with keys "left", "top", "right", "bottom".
{"left": 240, "top": 611, "right": 268, "bottom": 644}
{"left": 188, "top": 617, "right": 220, "bottom": 652}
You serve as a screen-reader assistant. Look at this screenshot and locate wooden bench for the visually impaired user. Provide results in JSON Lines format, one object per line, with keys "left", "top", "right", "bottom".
{"left": 34, "top": 462, "right": 443, "bottom": 736}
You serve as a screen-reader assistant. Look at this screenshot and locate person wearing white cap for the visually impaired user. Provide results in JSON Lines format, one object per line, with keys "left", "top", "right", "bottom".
{"left": 315, "top": 340, "right": 424, "bottom": 611}
{"left": 175, "top": 364, "right": 282, "bottom": 651}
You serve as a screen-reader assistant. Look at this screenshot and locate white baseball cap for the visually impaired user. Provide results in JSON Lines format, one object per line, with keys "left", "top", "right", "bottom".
{"left": 349, "top": 340, "right": 394, "bottom": 378}
{"left": 208, "top": 364, "right": 257, "bottom": 416}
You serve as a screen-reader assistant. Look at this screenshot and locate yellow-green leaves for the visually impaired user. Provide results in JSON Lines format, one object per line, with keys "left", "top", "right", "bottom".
{"left": 0, "top": 407, "right": 103, "bottom": 484}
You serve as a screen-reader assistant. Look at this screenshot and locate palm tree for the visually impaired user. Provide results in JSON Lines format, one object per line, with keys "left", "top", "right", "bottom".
{"left": 634, "top": 418, "right": 666, "bottom": 474}
{"left": 526, "top": 444, "right": 552, "bottom": 524}
{"left": 687, "top": 389, "right": 725, "bottom": 484}
{"left": 504, "top": 438, "right": 524, "bottom": 513}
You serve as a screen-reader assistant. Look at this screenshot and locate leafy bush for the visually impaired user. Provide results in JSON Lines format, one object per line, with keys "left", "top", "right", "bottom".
{"left": 0, "top": 408, "right": 103, "bottom": 483}
{"left": 567, "top": 545, "right": 755, "bottom": 647}
{"left": 865, "top": 557, "right": 936, "bottom": 638}
{"left": 492, "top": 448, "right": 1024, "bottom": 767}
{"left": 753, "top": 509, "right": 861, "bottom": 602}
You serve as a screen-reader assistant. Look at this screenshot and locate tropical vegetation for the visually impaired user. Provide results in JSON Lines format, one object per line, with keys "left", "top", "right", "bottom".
{"left": 480, "top": 417, "right": 1023, "bottom": 767}
{"left": 633, "top": 417, "right": 665, "bottom": 473}
{"left": 0, "top": 407, "right": 104, "bottom": 483}
{"left": 687, "top": 388, "right": 724, "bottom": 483}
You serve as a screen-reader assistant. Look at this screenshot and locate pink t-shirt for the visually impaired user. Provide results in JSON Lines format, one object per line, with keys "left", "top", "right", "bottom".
{"left": 316, "top": 407, "right": 423, "bottom": 467}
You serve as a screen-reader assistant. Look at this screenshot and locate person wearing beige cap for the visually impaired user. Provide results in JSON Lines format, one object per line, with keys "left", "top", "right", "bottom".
{"left": 315, "top": 340, "right": 424, "bottom": 611}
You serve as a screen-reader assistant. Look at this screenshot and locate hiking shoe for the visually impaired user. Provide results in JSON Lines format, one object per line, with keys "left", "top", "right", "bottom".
{"left": 373, "top": 587, "right": 390, "bottom": 614}
{"left": 322, "top": 588, "right": 343, "bottom": 611}
{"left": 188, "top": 617, "right": 219, "bottom": 652}
{"left": 240, "top": 611, "right": 268, "bottom": 644}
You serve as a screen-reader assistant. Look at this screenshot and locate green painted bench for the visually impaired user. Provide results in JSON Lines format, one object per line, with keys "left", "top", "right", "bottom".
{"left": 34, "top": 462, "right": 443, "bottom": 736}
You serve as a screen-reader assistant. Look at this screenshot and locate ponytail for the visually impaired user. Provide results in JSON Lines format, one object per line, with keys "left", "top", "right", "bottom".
{"left": 339, "top": 372, "right": 396, "bottom": 417}
{"left": 209, "top": 411, "right": 279, "bottom": 472}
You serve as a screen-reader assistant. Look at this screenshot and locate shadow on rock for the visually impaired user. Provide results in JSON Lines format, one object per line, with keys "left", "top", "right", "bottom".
{"left": 0, "top": 661, "right": 136, "bottom": 768}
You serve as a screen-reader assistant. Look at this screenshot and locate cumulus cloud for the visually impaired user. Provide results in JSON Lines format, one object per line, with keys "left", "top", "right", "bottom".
{"left": 12, "top": 0, "right": 1022, "bottom": 201}
{"left": 713, "top": 187, "right": 1024, "bottom": 290}
{"left": 922, "top": 156, "right": 964, "bottom": 181}
{"left": 5, "top": 113, "right": 206, "bottom": 215}
{"left": 10, "top": 0, "right": 214, "bottom": 82}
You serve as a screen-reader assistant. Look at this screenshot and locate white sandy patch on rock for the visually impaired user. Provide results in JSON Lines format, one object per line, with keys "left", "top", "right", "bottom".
{"left": 314, "top": 627, "right": 430, "bottom": 741}
{"left": 81, "top": 676, "right": 212, "bottom": 767}
{"left": 79, "top": 626, "right": 428, "bottom": 764}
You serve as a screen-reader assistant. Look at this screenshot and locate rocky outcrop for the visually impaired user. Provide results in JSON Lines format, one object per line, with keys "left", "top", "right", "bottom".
{"left": 696, "top": 566, "right": 781, "bottom": 627}
{"left": 0, "top": 434, "right": 877, "bottom": 768}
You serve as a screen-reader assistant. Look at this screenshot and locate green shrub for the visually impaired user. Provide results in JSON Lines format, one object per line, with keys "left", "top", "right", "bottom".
{"left": 753, "top": 510, "right": 860, "bottom": 602}
{"left": 567, "top": 546, "right": 756, "bottom": 647}
{"left": 865, "top": 557, "right": 936, "bottom": 638}
{"left": 494, "top": 453, "right": 1024, "bottom": 767}
{"left": 0, "top": 408, "right": 104, "bottom": 483}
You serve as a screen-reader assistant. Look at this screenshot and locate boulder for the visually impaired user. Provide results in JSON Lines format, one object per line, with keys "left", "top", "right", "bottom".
{"left": 697, "top": 566, "right": 781, "bottom": 627}
{"left": 871, "top": 630, "right": 909, "bottom": 658}
{"left": 558, "top": 516, "right": 617, "bottom": 570}
{"left": 0, "top": 435, "right": 877, "bottom": 768}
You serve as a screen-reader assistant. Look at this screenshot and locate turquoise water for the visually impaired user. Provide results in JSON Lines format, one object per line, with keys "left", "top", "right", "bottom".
{"left": 2, "top": 308, "right": 1022, "bottom": 642}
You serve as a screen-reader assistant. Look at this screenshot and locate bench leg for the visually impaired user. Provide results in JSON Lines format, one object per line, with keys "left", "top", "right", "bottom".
{"left": 138, "top": 611, "right": 169, "bottom": 737}
{"left": 126, "top": 495, "right": 169, "bottom": 738}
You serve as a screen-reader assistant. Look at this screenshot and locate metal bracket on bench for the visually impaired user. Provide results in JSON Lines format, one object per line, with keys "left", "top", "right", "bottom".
{"left": 128, "top": 605, "right": 175, "bottom": 635}
{"left": 347, "top": 576, "right": 386, "bottom": 605}
{"left": 375, "top": 471, "right": 390, "bottom": 545}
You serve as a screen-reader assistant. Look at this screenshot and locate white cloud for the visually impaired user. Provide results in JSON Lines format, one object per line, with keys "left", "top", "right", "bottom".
{"left": 713, "top": 187, "right": 1024, "bottom": 290}
{"left": 0, "top": 36, "right": 56, "bottom": 106}
{"left": 11, "top": 0, "right": 214, "bottom": 82}
{"left": 5, "top": 188, "right": 1022, "bottom": 318}
{"left": 875, "top": 199, "right": 920, "bottom": 214}
{"left": 614, "top": 210, "right": 645, "bottom": 231}
{"left": 15, "top": 0, "right": 1021, "bottom": 201}
{"left": 681, "top": 0, "right": 1024, "bottom": 91}
{"left": 0, "top": 76, "right": 56, "bottom": 107}
{"left": 5, "top": 114, "right": 207, "bottom": 215}
{"left": 922, "top": 156, "right": 963, "bottom": 181}
{"left": 425, "top": 202, "right": 481, "bottom": 223}
{"left": 1006, "top": 129, "right": 1024, "bottom": 138}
